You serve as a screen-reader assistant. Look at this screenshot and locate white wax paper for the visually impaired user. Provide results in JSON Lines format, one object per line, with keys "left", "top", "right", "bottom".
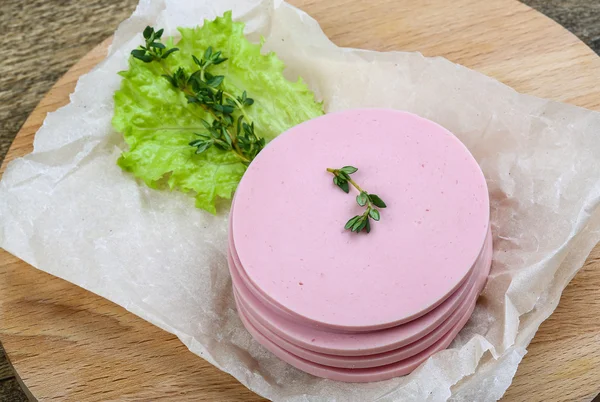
{"left": 2, "top": 0, "right": 600, "bottom": 400}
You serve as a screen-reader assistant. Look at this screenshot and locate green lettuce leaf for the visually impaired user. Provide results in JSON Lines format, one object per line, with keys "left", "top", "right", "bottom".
{"left": 113, "top": 11, "right": 323, "bottom": 214}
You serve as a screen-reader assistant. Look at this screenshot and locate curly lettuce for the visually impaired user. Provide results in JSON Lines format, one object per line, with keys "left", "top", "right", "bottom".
{"left": 113, "top": 11, "right": 323, "bottom": 213}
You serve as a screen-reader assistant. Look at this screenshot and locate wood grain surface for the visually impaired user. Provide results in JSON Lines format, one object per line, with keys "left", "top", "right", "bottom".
{"left": 1, "top": 0, "right": 600, "bottom": 401}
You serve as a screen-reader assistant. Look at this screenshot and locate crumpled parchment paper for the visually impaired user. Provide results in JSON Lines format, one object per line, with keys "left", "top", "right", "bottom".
{"left": 2, "top": 0, "right": 600, "bottom": 400}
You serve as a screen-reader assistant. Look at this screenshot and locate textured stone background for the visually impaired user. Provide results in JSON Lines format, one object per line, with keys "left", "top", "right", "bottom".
{"left": 0, "top": 1, "right": 599, "bottom": 400}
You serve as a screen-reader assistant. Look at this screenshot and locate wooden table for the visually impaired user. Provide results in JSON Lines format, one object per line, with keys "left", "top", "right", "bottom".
{"left": 1, "top": 0, "right": 600, "bottom": 400}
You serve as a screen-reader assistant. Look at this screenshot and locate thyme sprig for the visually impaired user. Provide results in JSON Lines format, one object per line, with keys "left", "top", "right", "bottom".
{"left": 327, "top": 166, "right": 387, "bottom": 234}
{"left": 131, "top": 26, "right": 264, "bottom": 164}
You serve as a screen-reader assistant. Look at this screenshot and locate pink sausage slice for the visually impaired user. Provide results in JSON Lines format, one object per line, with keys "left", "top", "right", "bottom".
{"left": 232, "top": 109, "right": 490, "bottom": 331}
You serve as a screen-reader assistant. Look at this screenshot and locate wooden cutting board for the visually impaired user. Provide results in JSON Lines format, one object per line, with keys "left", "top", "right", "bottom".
{"left": 2, "top": 0, "right": 600, "bottom": 400}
